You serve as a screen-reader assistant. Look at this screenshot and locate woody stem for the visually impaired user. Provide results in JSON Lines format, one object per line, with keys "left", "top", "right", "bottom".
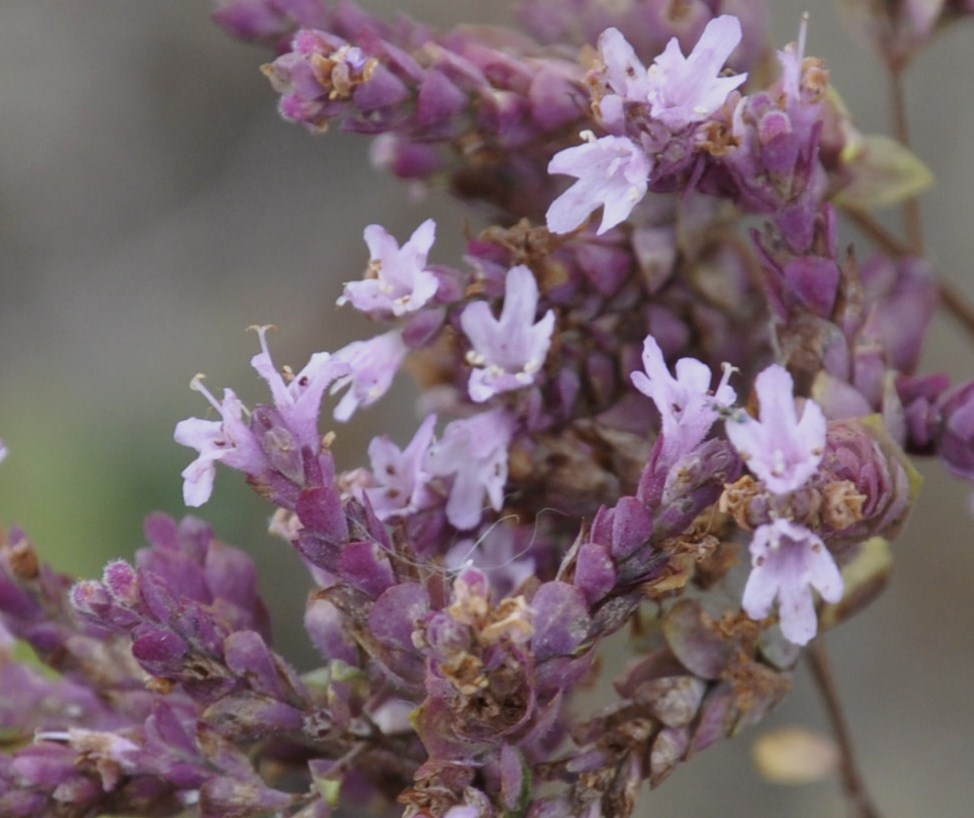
{"left": 889, "top": 68, "right": 924, "bottom": 254}
{"left": 807, "top": 638, "right": 881, "bottom": 818}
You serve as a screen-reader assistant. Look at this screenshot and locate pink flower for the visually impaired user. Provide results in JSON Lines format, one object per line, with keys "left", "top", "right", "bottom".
{"left": 725, "top": 364, "right": 826, "bottom": 495}
{"left": 330, "top": 330, "right": 407, "bottom": 422}
{"left": 461, "top": 265, "right": 555, "bottom": 402}
{"left": 174, "top": 381, "right": 265, "bottom": 507}
{"left": 646, "top": 15, "right": 747, "bottom": 131}
{"left": 249, "top": 325, "right": 349, "bottom": 446}
{"left": 175, "top": 328, "right": 349, "bottom": 506}
{"left": 338, "top": 219, "right": 439, "bottom": 317}
{"left": 742, "top": 519, "right": 843, "bottom": 645}
{"left": 425, "top": 409, "right": 514, "bottom": 530}
{"left": 594, "top": 27, "right": 652, "bottom": 131}
{"left": 631, "top": 334, "right": 736, "bottom": 463}
{"left": 546, "top": 133, "right": 652, "bottom": 235}
{"left": 365, "top": 415, "right": 437, "bottom": 520}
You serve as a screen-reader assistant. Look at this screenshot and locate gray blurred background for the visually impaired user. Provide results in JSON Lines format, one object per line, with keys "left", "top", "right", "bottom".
{"left": 1, "top": 2, "right": 972, "bottom": 816}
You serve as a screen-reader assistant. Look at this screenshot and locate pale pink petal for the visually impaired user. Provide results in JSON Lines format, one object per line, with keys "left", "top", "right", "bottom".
{"left": 547, "top": 135, "right": 651, "bottom": 235}
{"left": 646, "top": 14, "right": 747, "bottom": 131}
{"left": 340, "top": 220, "right": 439, "bottom": 316}
{"left": 726, "top": 364, "right": 826, "bottom": 495}
{"left": 631, "top": 334, "right": 736, "bottom": 463}
{"left": 460, "top": 265, "right": 555, "bottom": 402}
{"left": 741, "top": 520, "right": 843, "bottom": 646}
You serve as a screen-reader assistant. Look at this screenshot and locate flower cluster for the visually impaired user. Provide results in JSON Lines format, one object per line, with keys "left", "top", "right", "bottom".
{"left": 3, "top": 1, "right": 973, "bottom": 817}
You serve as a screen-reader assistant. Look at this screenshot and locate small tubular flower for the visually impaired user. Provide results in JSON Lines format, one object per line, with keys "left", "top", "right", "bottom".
{"left": 175, "top": 328, "right": 349, "bottom": 507}
{"left": 599, "top": 27, "right": 650, "bottom": 102}
{"left": 546, "top": 133, "right": 652, "bottom": 235}
{"left": 646, "top": 15, "right": 747, "bottom": 131}
{"left": 174, "top": 381, "right": 266, "bottom": 507}
{"left": 249, "top": 325, "right": 349, "bottom": 447}
{"left": 593, "top": 27, "right": 651, "bottom": 131}
{"left": 742, "top": 518, "right": 843, "bottom": 645}
{"left": 425, "top": 409, "right": 514, "bottom": 530}
{"left": 461, "top": 265, "right": 555, "bottom": 403}
{"left": 330, "top": 329, "right": 408, "bottom": 422}
{"left": 725, "top": 364, "right": 826, "bottom": 495}
{"left": 631, "top": 334, "right": 736, "bottom": 462}
{"left": 338, "top": 219, "right": 439, "bottom": 317}
{"left": 365, "top": 414, "right": 437, "bottom": 520}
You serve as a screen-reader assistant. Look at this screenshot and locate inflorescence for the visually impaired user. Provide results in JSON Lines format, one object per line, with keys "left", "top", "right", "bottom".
{"left": 3, "top": 1, "right": 974, "bottom": 816}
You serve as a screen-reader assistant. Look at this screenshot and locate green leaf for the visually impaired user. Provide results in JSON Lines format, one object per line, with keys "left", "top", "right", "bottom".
{"left": 8, "top": 639, "right": 62, "bottom": 680}
{"left": 315, "top": 777, "right": 342, "bottom": 809}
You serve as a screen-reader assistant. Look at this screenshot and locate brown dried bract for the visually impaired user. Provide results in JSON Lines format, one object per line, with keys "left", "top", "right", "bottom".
{"left": 310, "top": 47, "right": 378, "bottom": 100}
{"left": 6, "top": 536, "right": 39, "bottom": 580}
{"left": 821, "top": 479, "right": 867, "bottom": 530}
{"left": 723, "top": 651, "right": 791, "bottom": 718}
{"left": 698, "top": 119, "right": 741, "bottom": 157}
{"left": 479, "top": 219, "right": 556, "bottom": 270}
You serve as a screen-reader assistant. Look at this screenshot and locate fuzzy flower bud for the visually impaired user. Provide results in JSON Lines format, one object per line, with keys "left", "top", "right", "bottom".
{"left": 937, "top": 379, "right": 974, "bottom": 480}
{"left": 818, "top": 418, "right": 917, "bottom": 545}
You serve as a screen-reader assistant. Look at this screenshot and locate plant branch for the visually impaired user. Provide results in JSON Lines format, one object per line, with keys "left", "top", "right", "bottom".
{"left": 889, "top": 68, "right": 924, "bottom": 254}
{"left": 807, "top": 638, "right": 881, "bottom": 818}
{"left": 843, "top": 207, "right": 913, "bottom": 257}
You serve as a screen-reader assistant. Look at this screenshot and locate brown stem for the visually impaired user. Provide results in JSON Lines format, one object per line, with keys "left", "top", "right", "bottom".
{"left": 807, "top": 639, "right": 881, "bottom": 818}
{"left": 843, "top": 207, "right": 913, "bottom": 257}
{"left": 882, "top": 57, "right": 974, "bottom": 341}
{"left": 889, "top": 69, "right": 924, "bottom": 254}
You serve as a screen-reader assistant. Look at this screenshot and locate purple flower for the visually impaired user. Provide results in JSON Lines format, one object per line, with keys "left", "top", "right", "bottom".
{"left": 425, "top": 409, "right": 514, "bottom": 530}
{"left": 937, "top": 379, "right": 974, "bottom": 480}
{"left": 174, "top": 381, "right": 266, "bottom": 507}
{"left": 631, "top": 334, "right": 736, "bottom": 463}
{"left": 0, "top": 438, "right": 7, "bottom": 464}
{"left": 593, "top": 27, "right": 652, "bottom": 131}
{"left": 174, "top": 328, "right": 347, "bottom": 506}
{"left": 646, "top": 15, "right": 747, "bottom": 131}
{"left": 461, "top": 265, "right": 556, "bottom": 402}
{"left": 742, "top": 518, "right": 843, "bottom": 645}
{"left": 546, "top": 133, "right": 652, "bottom": 235}
{"left": 249, "top": 325, "right": 349, "bottom": 447}
{"left": 338, "top": 219, "right": 439, "bottom": 317}
{"left": 330, "top": 329, "right": 407, "bottom": 422}
{"left": 726, "top": 364, "right": 826, "bottom": 495}
{"left": 265, "top": 30, "right": 400, "bottom": 130}
{"left": 364, "top": 415, "right": 437, "bottom": 520}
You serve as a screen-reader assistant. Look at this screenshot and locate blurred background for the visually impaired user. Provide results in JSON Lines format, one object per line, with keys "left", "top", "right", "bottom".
{"left": 1, "top": 2, "right": 972, "bottom": 816}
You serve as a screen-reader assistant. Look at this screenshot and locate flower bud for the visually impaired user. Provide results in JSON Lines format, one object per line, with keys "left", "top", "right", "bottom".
{"left": 818, "top": 419, "right": 918, "bottom": 546}
{"left": 936, "top": 379, "right": 974, "bottom": 480}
